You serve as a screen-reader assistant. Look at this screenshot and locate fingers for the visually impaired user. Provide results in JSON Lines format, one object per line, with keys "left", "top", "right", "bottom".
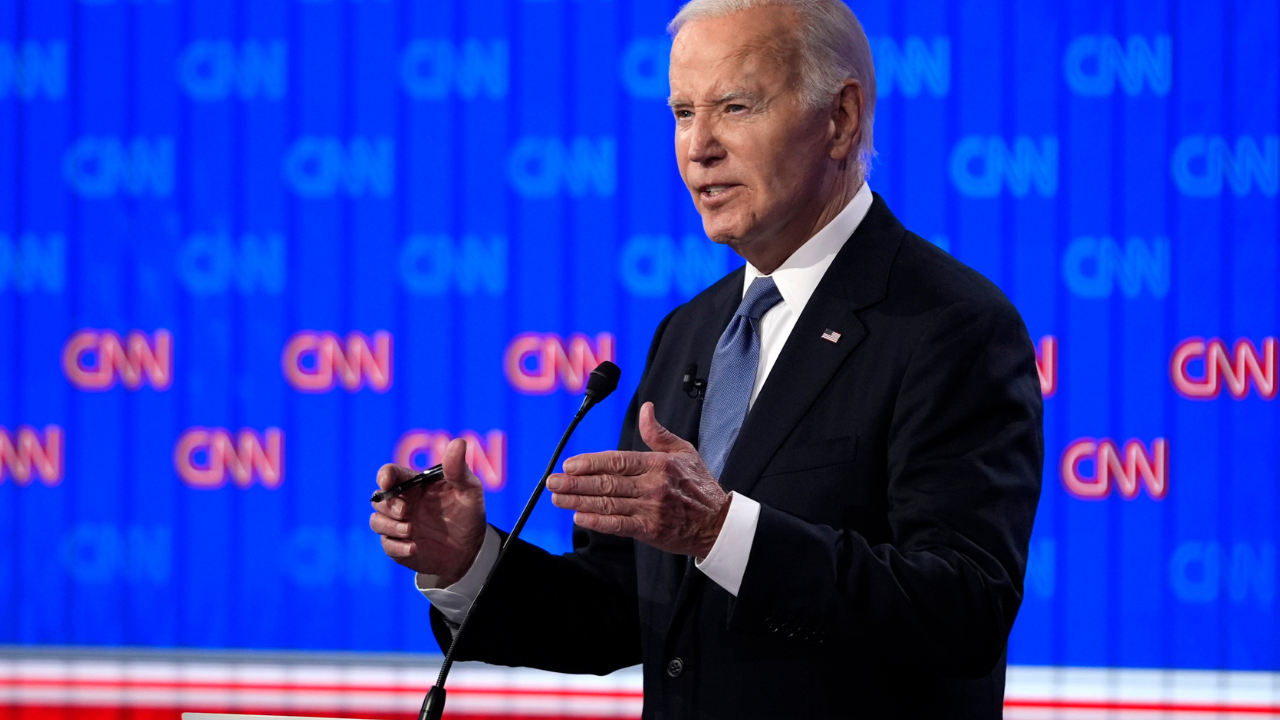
{"left": 562, "top": 450, "right": 653, "bottom": 477}
{"left": 380, "top": 535, "right": 416, "bottom": 559}
{"left": 573, "top": 511, "right": 645, "bottom": 538}
{"left": 372, "top": 489, "right": 411, "bottom": 520}
{"left": 638, "top": 402, "right": 695, "bottom": 454}
{"left": 370, "top": 511, "right": 410, "bottom": 539}
{"left": 373, "top": 464, "right": 423, "bottom": 520}
{"left": 376, "top": 463, "right": 417, "bottom": 490}
{"left": 551, "top": 492, "right": 638, "bottom": 515}
{"left": 442, "top": 438, "right": 483, "bottom": 491}
{"left": 546, "top": 472, "right": 643, "bottom": 497}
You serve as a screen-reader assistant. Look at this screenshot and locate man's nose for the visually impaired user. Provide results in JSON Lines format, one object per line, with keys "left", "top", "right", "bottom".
{"left": 686, "top": 114, "right": 725, "bottom": 165}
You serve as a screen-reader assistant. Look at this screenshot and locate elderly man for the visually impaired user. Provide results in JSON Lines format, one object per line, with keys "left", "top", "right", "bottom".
{"left": 371, "top": 0, "right": 1042, "bottom": 717}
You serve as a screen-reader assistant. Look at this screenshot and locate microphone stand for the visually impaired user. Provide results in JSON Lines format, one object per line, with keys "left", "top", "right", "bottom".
{"left": 418, "top": 362, "right": 620, "bottom": 720}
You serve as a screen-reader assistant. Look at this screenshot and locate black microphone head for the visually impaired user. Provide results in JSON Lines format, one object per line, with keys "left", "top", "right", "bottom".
{"left": 585, "top": 361, "right": 621, "bottom": 402}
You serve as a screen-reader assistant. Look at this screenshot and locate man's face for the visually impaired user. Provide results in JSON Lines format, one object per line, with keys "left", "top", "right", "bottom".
{"left": 669, "top": 6, "right": 834, "bottom": 253}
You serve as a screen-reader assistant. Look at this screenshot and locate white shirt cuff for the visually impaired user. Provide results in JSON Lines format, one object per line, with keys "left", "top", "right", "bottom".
{"left": 694, "top": 492, "right": 760, "bottom": 597}
{"left": 415, "top": 524, "right": 501, "bottom": 626}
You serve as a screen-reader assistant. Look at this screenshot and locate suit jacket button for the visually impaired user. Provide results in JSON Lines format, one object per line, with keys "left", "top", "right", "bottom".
{"left": 667, "top": 657, "right": 685, "bottom": 678}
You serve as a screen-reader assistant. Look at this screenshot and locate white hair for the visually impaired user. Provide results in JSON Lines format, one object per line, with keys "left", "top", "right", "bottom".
{"left": 668, "top": 0, "right": 877, "bottom": 180}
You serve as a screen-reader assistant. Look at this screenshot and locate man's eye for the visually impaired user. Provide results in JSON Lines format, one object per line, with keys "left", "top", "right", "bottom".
{"left": 726, "top": 104, "right": 747, "bottom": 113}
{"left": 675, "top": 109, "right": 694, "bottom": 119}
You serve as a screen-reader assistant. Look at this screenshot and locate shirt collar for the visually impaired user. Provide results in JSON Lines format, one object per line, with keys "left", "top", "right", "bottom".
{"left": 743, "top": 181, "right": 873, "bottom": 314}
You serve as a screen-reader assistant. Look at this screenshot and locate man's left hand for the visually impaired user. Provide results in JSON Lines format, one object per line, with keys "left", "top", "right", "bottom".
{"left": 548, "top": 401, "right": 729, "bottom": 558}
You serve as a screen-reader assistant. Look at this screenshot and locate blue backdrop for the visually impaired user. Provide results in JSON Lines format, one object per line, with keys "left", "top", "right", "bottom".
{"left": 0, "top": 0, "right": 1277, "bottom": 672}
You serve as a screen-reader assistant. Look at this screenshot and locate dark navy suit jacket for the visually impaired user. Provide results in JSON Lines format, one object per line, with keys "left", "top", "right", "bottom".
{"left": 433, "top": 194, "right": 1044, "bottom": 719}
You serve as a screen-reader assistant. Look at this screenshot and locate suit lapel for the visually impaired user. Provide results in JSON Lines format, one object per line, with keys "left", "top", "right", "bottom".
{"left": 664, "top": 194, "right": 905, "bottom": 636}
{"left": 717, "top": 297, "right": 865, "bottom": 497}
{"left": 653, "top": 270, "right": 741, "bottom": 640}
{"left": 664, "top": 269, "right": 742, "bottom": 447}
{"left": 719, "top": 194, "right": 904, "bottom": 498}
{"left": 663, "top": 294, "right": 870, "bottom": 639}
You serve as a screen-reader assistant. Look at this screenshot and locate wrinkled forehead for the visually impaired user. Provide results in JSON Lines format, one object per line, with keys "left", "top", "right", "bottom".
{"left": 668, "top": 9, "right": 802, "bottom": 99}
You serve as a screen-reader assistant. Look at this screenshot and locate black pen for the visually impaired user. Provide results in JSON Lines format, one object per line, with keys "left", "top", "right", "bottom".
{"left": 370, "top": 464, "right": 445, "bottom": 503}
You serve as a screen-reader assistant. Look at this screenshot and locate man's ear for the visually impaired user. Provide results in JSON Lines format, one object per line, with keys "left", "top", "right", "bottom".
{"left": 830, "top": 79, "right": 863, "bottom": 161}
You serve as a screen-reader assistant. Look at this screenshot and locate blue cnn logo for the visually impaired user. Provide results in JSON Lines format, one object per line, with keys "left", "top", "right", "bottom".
{"left": 508, "top": 137, "right": 616, "bottom": 198}
{"left": 620, "top": 37, "right": 671, "bottom": 99}
{"left": 63, "top": 136, "right": 175, "bottom": 198}
{"left": 399, "top": 234, "right": 507, "bottom": 296}
{"left": 950, "top": 136, "right": 1058, "bottom": 198}
{"left": 178, "top": 40, "right": 286, "bottom": 101}
{"left": 1062, "top": 237, "right": 1170, "bottom": 299}
{"left": 280, "top": 527, "right": 390, "bottom": 589}
{"left": 284, "top": 137, "right": 395, "bottom": 197}
{"left": 1171, "top": 135, "right": 1278, "bottom": 197}
{"left": 871, "top": 36, "right": 950, "bottom": 98}
{"left": 619, "top": 234, "right": 733, "bottom": 298}
{"left": 1169, "top": 541, "right": 1275, "bottom": 606}
{"left": 401, "top": 39, "right": 507, "bottom": 100}
{"left": 1063, "top": 35, "right": 1172, "bottom": 96}
{"left": 0, "top": 233, "right": 65, "bottom": 294}
{"left": 61, "top": 524, "right": 171, "bottom": 586}
{"left": 178, "top": 233, "right": 285, "bottom": 296}
{"left": 0, "top": 41, "right": 66, "bottom": 100}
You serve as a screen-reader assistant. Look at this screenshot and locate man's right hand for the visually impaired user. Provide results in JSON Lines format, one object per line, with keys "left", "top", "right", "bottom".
{"left": 370, "top": 438, "right": 487, "bottom": 587}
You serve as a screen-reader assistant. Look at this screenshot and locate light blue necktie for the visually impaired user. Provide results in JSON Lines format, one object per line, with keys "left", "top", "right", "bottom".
{"left": 698, "top": 276, "right": 784, "bottom": 479}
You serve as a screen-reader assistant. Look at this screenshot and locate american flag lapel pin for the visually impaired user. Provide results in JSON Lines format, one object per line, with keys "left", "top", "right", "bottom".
{"left": 821, "top": 328, "right": 841, "bottom": 343}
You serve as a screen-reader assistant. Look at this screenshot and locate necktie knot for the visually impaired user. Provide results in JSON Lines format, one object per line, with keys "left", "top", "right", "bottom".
{"left": 738, "top": 276, "right": 783, "bottom": 320}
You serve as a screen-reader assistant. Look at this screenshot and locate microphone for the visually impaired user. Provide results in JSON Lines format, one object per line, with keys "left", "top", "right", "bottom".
{"left": 585, "top": 359, "right": 621, "bottom": 403}
{"left": 418, "top": 361, "right": 621, "bottom": 720}
{"left": 681, "top": 363, "right": 706, "bottom": 399}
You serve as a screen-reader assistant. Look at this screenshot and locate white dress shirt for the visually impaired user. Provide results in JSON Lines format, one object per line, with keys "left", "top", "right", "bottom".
{"left": 419, "top": 182, "right": 874, "bottom": 617}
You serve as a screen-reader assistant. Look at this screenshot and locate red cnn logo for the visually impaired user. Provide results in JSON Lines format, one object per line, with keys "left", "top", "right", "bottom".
{"left": 503, "top": 332, "right": 615, "bottom": 395}
{"left": 62, "top": 329, "right": 173, "bottom": 391}
{"left": 0, "top": 425, "right": 63, "bottom": 487}
{"left": 1171, "top": 337, "right": 1276, "bottom": 400}
{"left": 173, "top": 427, "right": 284, "bottom": 490}
{"left": 282, "top": 330, "right": 393, "bottom": 393}
{"left": 394, "top": 429, "right": 506, "bottom": 492}
{"left": 1036, "top": 335, "right": 1057, "bottom": 398}
{"left": 1061, "top": 437, "right": 1168, "bottom": 500}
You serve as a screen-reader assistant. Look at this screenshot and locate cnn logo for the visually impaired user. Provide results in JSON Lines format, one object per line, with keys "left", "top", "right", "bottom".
{"left": 282, "top": 330, "right": 393, "bottom": 393}
{"left": 394, "top": 429, "right": 506, "bottom": 492}
{"left": 173, "top": 427, "right": 284, "bottom": 490}
{"left": 503, "top": 332, "right": 615, "bottom": 395}
{"left": 0, "top": 425, "right": 63, "bottom": 487}
{"left": 1061, "top": 437, "right": 1168, "bottom": 501}
{"left": 1171, "top": 337, "right": 1276, "bottom": 400}
{"left": 62, "top": 329, "right": 172, "bottom": 391}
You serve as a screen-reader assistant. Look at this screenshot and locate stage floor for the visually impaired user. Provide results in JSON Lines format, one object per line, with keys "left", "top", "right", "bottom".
{"left": 2, "top": 647, "right": 1278, "bottom": 719}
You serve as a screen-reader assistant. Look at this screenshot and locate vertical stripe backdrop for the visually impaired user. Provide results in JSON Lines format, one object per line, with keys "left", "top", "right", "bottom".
{"left": 0, "top": 0, "right": 1277, "bottom": 673}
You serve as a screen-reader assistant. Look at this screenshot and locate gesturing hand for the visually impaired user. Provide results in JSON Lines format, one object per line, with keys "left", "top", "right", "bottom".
{"left": 369, "top": 438, "right": 487, "bottom": 586}
{"left": 548, "top": 402, "right": 730, "bottom": 558}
